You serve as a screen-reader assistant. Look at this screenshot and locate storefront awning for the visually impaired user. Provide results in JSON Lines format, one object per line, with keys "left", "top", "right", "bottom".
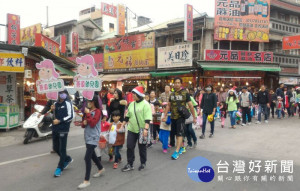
{"left": 54, "top": 64, "right": 76, "bottom": 76}
{"left": 101, "top": 73, "right": 150, "bottom": 81}
{"left": 150, "top": 70, "right": 191, "bottom": 77}
{"left": 198, "top": 62, "right": 281, "bottom": 72}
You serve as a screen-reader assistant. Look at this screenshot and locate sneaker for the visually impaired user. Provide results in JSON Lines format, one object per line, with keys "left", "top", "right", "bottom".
{"left": 187, "top": 145, "right": 193, "bottom": 150}
{"left": 147, "top": 143, "right": 153, "bottom": 149}
{"left": 78, "top": 182, "right": 90, "bottom": 189}
{"left": 50, "top": 150, "right": 56, "bottom": 154}
{"left": 168, "top": 145, "right": 172, "bottom": 148}
{"left": 209, "top": 133, "right": 214, "bottom": 138}
{"left": 113, "top": 163, "right": 118, "bottom": 169}
{"left": 241, "top": 123, "right": 246, "bottom": 126}
{"left": 54, "top": 168, "right": 62, "bottom": 177}
{"left": 163, "top": 149, "right": 168, "bottom": 153}
{"left": 265, "top": 120, "right": 268, "bottom": 123}
{"left": 93, "top": 168, "right": 105, "bottom": 177}
{"left": 193, "top": 142, "right": 197, "bottom": 148}
{"left": 221, "top": 125, "right": 224, "bottom": 128}
{"left": 138, "top": 164, "right": 146, "bottom": 171}
{"left": 256, "top": 121, "right": 261, "bottom": 124}
{"left": 199, "top": 134, "right": 205, "bottom": 139}
{"left": 121, "top": 164, "right": 134, "bottom": 172}
{"left": 63, "top": 158, "right": 73, "bottom": 170}
{"left": 248, "top": 123, "right": 251, "bottom": 125}
{"left": 171, "top": 151, "right": 179, "bottom": 160}
{"left": 179, "top": 147, "right": 185, "bottom": 155}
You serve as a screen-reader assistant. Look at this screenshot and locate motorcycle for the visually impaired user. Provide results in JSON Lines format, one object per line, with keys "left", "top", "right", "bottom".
{"left": 23, "top": 97, "right": 53, "bottom": 144}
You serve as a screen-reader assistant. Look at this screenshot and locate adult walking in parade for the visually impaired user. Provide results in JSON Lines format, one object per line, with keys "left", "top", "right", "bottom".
{"left": 162, "top": 77, "right": 196, "bottom": 160}
{"left": 256, "top": 85, "right": 270, "bottom": 124}
{"left": 240, "top": 87, "right": 252, "bottom": 126}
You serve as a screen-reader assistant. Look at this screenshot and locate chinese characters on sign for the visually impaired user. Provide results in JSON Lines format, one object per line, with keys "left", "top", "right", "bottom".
{"left": 104, "top": 32, "right": 155, "bottom": 53}
{"left": 74, "top": 55, "right": 102, "bottom": 100}
{"left": 184, "top": 4, "right": 193, "bottom": 42}
{"left": 214, "top": 0, "right": 270, "bottom": 42}
{"left": 101, "top": 2, "right": 117, "bottom": 17}
{"left": 36, "top": 59, "right": 65, "bottom": 100}
{"left": 282, "top": 35, "right": 300, "bottom": 50}
{"left": 117, "top": 4, "right": 126, "bottom": 36}
{"left": 7, "top": 14, "right": 20, "bottom": 45}
{"left": 71, "top": 32, "right": 79, "bottom": 55}
{"left": 216, "top": 160, "right": 294, "bottom": 183}
{"left": 104, "top": 48, "right": 155, "bottom": 72}
{"left": 68, "top": 54, "right": 104, "bottom": 72}
{"left": 0, "top": 73, "right": 16, "bottom": 104}
{"left": 20, "top": 23, "right": 42, "bottom": 42}
{"left": 205, "top": 49, "right": 273, "bottom": 62}
{"left": 35, "top": 33, "right": 60, "bottom": 56}
{"left": 158, "top": 44, "right": 193, "bottom": 68}
{"left": 0, "top": 53, "right": 25, "bottom": 72}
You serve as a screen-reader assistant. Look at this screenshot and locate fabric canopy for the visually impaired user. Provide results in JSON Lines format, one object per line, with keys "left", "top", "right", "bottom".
{"left": 150, "top": 70, "right": 191, "bottom": 77}
{"left": 101, "top": 73, "right": 149, "bottom": 81}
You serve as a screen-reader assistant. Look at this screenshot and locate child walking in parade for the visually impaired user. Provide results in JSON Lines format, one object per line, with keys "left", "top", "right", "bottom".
{"left": 276, "top": 96, "right": 283, "bottom": 119}
{"left": 152, "top": 101, "right": 162, "bottom": 144}
{"left": 108, "top": 110, "right": 125, "bottom": 169}
{"left": 159, "top": 102, "right": 171, "bottom": 153}
{"left": 78, "top": 95, "right": 105, "bottom": 189}
{"left": 220, "top": 102, "right": 227, "bottom": 128}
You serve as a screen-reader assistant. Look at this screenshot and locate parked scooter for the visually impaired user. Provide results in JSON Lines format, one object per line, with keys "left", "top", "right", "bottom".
{"left": 23, "top": 97, "right": 53, "bottom": 144}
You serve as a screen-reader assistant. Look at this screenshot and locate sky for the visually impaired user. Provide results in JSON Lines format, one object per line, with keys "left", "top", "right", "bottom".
{"left": 0, "top": 0, "right": 215, "bottom": 41}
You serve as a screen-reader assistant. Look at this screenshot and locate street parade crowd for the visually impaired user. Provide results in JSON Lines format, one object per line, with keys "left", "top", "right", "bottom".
{"left": 46, "top": 77, "right": 300, "bottom": 189}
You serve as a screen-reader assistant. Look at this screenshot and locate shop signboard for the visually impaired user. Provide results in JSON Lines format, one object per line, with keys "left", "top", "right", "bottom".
{"left": 7, "top": 13, "right": 20, "bottom": 45}
{"left": 279, "top": 77, "right": 298, "bottom": 85}
{"left": 214, "top": 0, "right": 270, "bottom": 42}
{"left": 74, "top": 54, "right": 102, "bottom": 100}
{"left": 101, "top": 2, "right": 117, "bottom": 17}
{"left": 0, "top": 53, "right": 25, "bottom": 73}
{"left": 35, "top": 33, "right": 60, "bottom": 56}
{"left": 157, "top": 44, "right": 193, "bottom": 68}
{"left": 204, "top": 49, "right": 273, "bottom": 63}
{"left": 20, "top": 23, "right": 42, "bottom": 42}
{"left": 117, "top": 4, "right": 126, "bottom": 36}
{"left": 0, "top": 73, "right": 16, "bottom": 104}
{"left": 104, "top": 48, "right": 155, "bottom": 72}
{"left": 36, "top": 59, "right": 65, "bottom": 100}
{"left": 68, "top": 53, "right": 104, "bottom": 72}
{"left": 282, "top": 35, "right": 300, "bottom": 50}
{"left": 71, "top": 32, "right": 79, "bottom": 55}
{"left": 104, "top": 33, "right": 155, "bottom": 54}
{"left": 184, "top": 4, "right": 193, "bottom": 42}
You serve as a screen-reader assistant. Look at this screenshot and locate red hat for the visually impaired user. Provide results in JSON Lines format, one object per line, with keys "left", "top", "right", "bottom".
{"left": 132, "top": 86, "right": 145, "bottom": 97}
{"left": 296, "top": 86, "right": 300, "bottom": 90}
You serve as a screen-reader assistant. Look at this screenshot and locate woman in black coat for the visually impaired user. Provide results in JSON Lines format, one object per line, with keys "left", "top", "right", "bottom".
{"left": 109, "top": 88, "right": 127, "bottom": 122}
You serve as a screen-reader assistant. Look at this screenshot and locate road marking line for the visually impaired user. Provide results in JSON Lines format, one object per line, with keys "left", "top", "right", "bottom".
{"left": 0, "top": 145, "right": 85, "bottom": 166}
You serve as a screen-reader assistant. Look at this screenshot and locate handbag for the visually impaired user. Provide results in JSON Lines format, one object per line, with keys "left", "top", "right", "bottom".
{"left": 185, "top": 114, "right": 193, "bottom": 124}
{"left": 134, "top": 102, "right": 151, "bottom": 145}
{"left": 174, "top": 91, "right": 191, "bottom": 119}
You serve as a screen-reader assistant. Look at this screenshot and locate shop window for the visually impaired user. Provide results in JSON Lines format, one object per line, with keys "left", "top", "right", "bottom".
{"left": 293, "top": 28, "right": 296, "bottom": 33}
{"left": 219, "top": 40, "right": 230, "bottom": 50}
{"left": 297, "top": 28, "right": 299, "bottom": 33}
{"left": 174, "top": 38, "right": 183, "bottom": 44}
{"left": 279, "top": 13, "right": 286, "bottom": 21}
{"left": 279, "top": 57, "right": 281, "bottom": 62}
{"left": 193, "top": 36, "right": 201, "bottom": 41}
{"left": 283, "top": 26, "right": 285, "bottom": 31}
{"left": 275, "top": 57, "right": 278, "bottom": 62}
{"left": 289, "top": 59, "right": 292, "bottom": 64}
{"left": 85, "top": 28, "right": 93, "bottom": 40}
{"left": 275, "top": 24, "right": 278, "bottom": 30}
{"left": 289, "top": 27, "right": 292, "bottom": 32}
{"left": 272, "top": 23, "right": 275, "bottom": 29}
{"left": 193, "top": 43, "right": 200, "bottom": 59}
{"left": 109, "top": 23, "right": 114, "bottom": 32}
{"left": 279, "top": 25, "right": 282, "bottom": 30}
{"left": 286, "top": 25, "right": 289, "bottom": 31}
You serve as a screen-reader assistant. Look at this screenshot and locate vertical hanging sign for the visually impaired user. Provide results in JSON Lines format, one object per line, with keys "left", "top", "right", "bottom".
{"left": 184, "top": 4, "right": 193, "bottom": 42}
{"left": 71, "top": 32, "right": 79, "bottom": 55}
{"left": 7, "top": 14, "right": 20, "bottom": 45}
{"left": 117, "top": 4, "right": 126, "bottom": 36}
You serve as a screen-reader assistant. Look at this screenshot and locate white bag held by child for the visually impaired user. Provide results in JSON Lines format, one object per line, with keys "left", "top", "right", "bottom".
{"left": 108, "top": 124, "right": 117, "bottom": 144}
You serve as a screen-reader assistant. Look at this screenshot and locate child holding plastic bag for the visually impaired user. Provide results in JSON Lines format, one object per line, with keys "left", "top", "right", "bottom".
{"left": 108, "top": 110, "right": 125, "bottom": 169}
{"left": 95, "top": 110, "right": 110, "bottom": 162}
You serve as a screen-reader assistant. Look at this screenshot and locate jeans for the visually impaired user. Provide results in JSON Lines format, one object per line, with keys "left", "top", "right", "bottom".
{"left": 258, "top": 104, "right": 268, "bottom": 122}
{"left": 202, "top": 113, "right": 214, "bottom": 135}
{"left": 241, "top": 107, "right": 251, "bottom": 124}
{"left": 185, "top": 123, "right": 197, "bottom": 146}
{"left": 52, "top": 131, "right": 72, "bottom": 170}
{"left": 277, "top": 109, "right": 282, "bottom": 118}
{"left": 229, "top": 111, "right": 237, "bottom": 126}
{"left": 84, "top": 144, "right": 103, "bottom": 181}
{"left": 270, "top": 103, "right": 275, "bottom": 117}
{"left": 126, "top": 131, "right": 147, "bottom": 166}
{"left": 159, "top": 130, "right": 170, "bottom": 149}
{"left": 114, "top": 145, "right": 122, "bottom": 163}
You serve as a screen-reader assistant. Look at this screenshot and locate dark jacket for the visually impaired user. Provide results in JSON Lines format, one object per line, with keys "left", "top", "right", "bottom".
{"left": 200, "top": 93, "right": 217, "bottom": 114}
{"left": 257, "top": 90, "right": 269, "bottom": 105}
{"left": 270, "top": 93, "right": 277, "bottom": 105}
{"left": 41, "top": 100, "right": 55, "bottom": 115}
{"left": 276, "top": 88, "right": 284, "bottom": 99}
{"left": 285, "top": 91, "right": 293, "bottom": 103}
{"left": 53, "top": 100, "right": 74, "bottom": 133}
{"left": 252, "top": 93, "right": 258, "bottom": 104}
